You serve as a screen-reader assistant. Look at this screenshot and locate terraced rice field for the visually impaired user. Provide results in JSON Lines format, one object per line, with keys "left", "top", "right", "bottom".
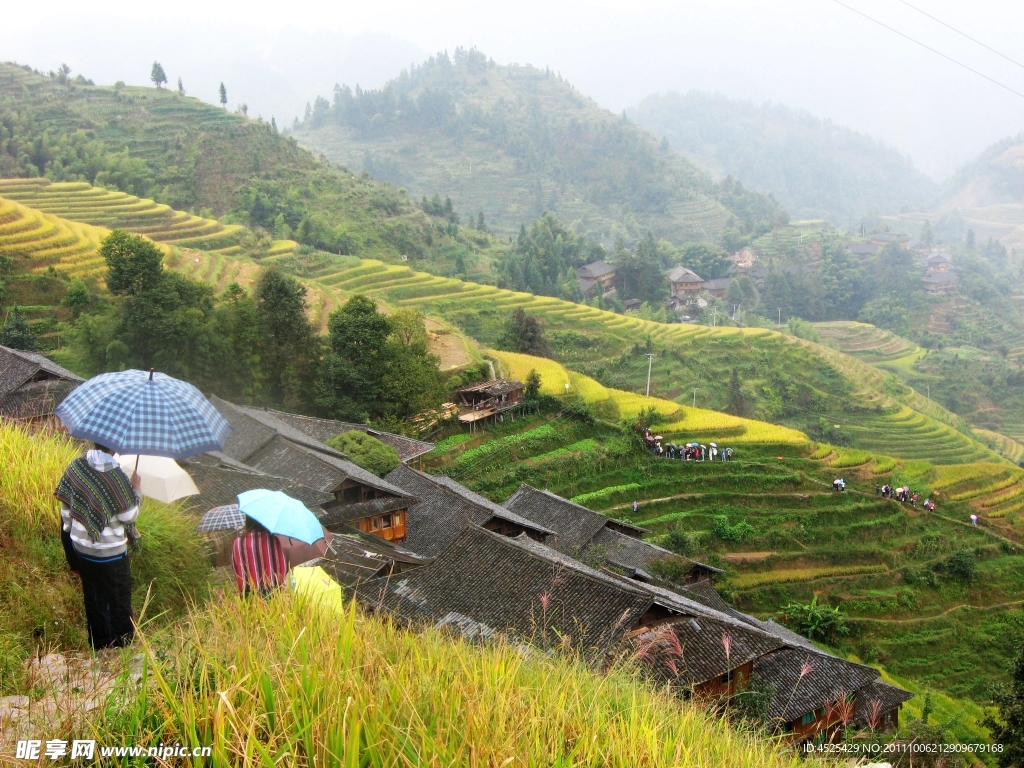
{"left": 0, "top": 178, "right": 297, "bottom": 258}
{"left": 815, "top": 321, "right": 925, "bottom": 372}
{"left": 836, "top": 407, "right": 999, "bottom": 464}
{"left": 488, "top": 349, "right": 808, "bottom": 445}
{"left": 0, "top": 196, "right": 108, "bottom": 277}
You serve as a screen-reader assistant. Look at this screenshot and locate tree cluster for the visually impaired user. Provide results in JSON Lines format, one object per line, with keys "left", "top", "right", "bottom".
{"left": 65, "top": 232, "right": 447, "bottom": 425}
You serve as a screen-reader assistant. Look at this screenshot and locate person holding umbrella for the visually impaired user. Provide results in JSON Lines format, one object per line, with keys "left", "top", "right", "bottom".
{"left": 55, "top": 444, "right": 142, "bottom": 649}
{"left": 231, "top": 490, "right": 327, "bottom": 595}
{"left": 54, "top": 368, "right": 230, "bottom": 649}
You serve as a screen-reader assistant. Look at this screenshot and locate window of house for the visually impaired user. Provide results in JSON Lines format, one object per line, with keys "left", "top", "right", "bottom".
{"left": 370, "top": 517, "right": 379, "bottom": 530}
{"left": 381, "top": 515, "right": 392, "bottom": 528}
{"left": 800, "top": 711, "right": 816, "bottom": 726}
{"left": 343, "top": 486, "right": 360, "bottom": 503}
{"left": 393, "top": 513, "right": 401, "bottom": 526}
{"left": 720, "top": 669, "right": 733, "bottom": 684}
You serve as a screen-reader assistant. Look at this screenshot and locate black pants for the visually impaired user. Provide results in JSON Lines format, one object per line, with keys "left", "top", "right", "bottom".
{"left": 76, "top": 553, "right": 134, "bottom": 649}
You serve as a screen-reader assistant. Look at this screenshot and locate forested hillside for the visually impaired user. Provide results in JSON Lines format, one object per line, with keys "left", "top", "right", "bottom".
{"left": 0, "top": 60, "right": 495, "bottom": 270}
{"left": 291, "top": 48, "right": 784, "bottom": 246}
{"left": 628, "top": 91, "right": 938, "bottom": 223}
{"left": 942, "top": 131, "right": 1024, "bottom": 209}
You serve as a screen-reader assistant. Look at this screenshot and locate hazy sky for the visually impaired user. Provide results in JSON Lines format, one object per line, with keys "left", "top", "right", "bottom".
{"left": 4, "top": 0, "right": 1024, "bottom": 179}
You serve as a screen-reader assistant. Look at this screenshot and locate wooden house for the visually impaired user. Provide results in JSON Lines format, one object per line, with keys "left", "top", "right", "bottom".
{"left": 667, "top": 266, "right": 704, "bottom": 297}
{"left": 209, "top": 396, "right": 418, "bottom": 544}
{"left": 703, "top": 277, "right": 732, "bottom": 299}
{"left": 455, "top": 379, "right": 524, "bottom": 429}
{"left": 0, "top": 345, "right": 83, "bottom": 424}
{"left": 922, "top": 271, "right": 958, "bottom": 294}
{"left": 576, "top": 261, "right": 618, "bottom": 298}
{"left": 869, "top": 232, "right": 909, "bottom": 249}
{"left": 504, "top": 483, "right": 722, "bottom": 583}
{"left": 384, "top": 465, "right": 554, "bottom": 557}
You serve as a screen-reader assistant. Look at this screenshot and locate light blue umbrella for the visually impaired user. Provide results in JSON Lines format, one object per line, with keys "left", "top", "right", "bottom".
{"left": 237, "top": 490, "right": 325, "bottom": 545}
{"left": 56, "top": 369, "right": 230, "bottom": 458}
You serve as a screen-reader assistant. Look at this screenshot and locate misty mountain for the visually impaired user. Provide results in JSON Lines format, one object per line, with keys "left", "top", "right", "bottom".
{"left": 628, "top": 91, "right": 938, "bottom": 224}
{"left": 290, "top": 49, "right": 784, "bottom": 247}
{"left": 941, "top": 131, "right": 1024, "bottom": 209}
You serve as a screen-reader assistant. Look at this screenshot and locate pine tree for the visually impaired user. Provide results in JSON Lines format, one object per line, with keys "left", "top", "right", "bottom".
{"left": 177, "top": 77, "right": 185, "bottom": 96}
{"left": 984, "top": 646, "right": 1024, "bottom": 767}
{"left": 219, "top": 82, "right": 228, "bottom": 108}
{"left": 150, "top": 62, "right": 167, "bottom": 89}
{"left": 0, "top": 307, "right": 38, "bottom": 351}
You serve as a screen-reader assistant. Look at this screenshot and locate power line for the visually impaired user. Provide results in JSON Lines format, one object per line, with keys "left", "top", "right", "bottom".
{"left": 892, "top": 0, "right": 1024, "bottom": 72}
{"left": 829, "top": 0, "right": 1024, "bottom": 100}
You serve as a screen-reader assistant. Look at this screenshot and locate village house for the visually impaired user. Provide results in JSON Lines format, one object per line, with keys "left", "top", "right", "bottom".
{"left": 922, "top": 271, "right": 959, "bottom": 294}
{"left": 845, "top": 242, "right": 879, "bottom": 257}
{"left": 0, "top": 344, "right": 83, "bottom": 423}
{"left": 455, "top": 378, "right": 525, "bottom": 429}
{"left": 667, "top": 265, "right": 704, "bottom": 297}
{"left": 703, "top": 277, "right": 732, "bottom": 300}
{"left": 503, "top": 483, "right": 722, "bottom": 583}
{"left": 384, "top": 464, "right": 554, "bottom": 556}
{"left": 925, "top": 251, "right": 954, "bottom": 272}
{"left": 208, "top": 396, "right": 419, "bottom": 543}
{"left": 576, "top": 261, "right": 618, "bottom": 298}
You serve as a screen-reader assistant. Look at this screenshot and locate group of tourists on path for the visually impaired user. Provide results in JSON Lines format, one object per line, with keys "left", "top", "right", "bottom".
{"left": 877, "top": 483, "right": 936, "bottom": 511}
{"left": 642, "top": 430, "right": 734, "bottom": 461}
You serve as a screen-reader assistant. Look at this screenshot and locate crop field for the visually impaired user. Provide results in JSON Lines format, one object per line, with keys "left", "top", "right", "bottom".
{"left": 0, "top": 195, "right": 108, "bottom": 277}
{"left": 488, "top": 349, "right": 808, "bottom": 445}
{"left": 814, "top": 321, "right": 925, "bottom": 372}
{"left": 0, "top": 179, "right": 297, "bottom": 260}
{"left": 295, "top": 259, "right": 1005, "bottom": 463}
{"left": 426, "top": 409, "right": 1024, "bottom": 723}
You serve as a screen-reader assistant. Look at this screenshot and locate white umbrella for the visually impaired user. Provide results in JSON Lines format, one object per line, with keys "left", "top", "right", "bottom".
{"left": 116, "top": 454, "right": 199, "bottom": 504}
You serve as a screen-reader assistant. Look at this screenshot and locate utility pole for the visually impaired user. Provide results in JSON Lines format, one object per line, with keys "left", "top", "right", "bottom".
{"left": 927, "top": 384, "right": 930, "bottom": 400}
{"left": 778, "top": 307, "right": 782, "bottom": 325}
{"left": 693, "top": 387, "right": 698, "bottom": 408}
{"left": 644, "top": 354, "right": 655, "bottom": 398}
{"left": 711, "top": 306, "right": 717, "bottom": 327}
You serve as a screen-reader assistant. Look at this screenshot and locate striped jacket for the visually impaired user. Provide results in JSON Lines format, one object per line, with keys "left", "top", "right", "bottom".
{"left": 231, "top": 531, "right": 288, "bottom": 594}
{"left": 60, "top": 451, "right": 140, "bottom": 560}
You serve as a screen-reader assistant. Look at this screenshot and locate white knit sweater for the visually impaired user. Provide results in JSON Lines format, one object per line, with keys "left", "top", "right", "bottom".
{"left": 60, "top": 451, "right": 140, "bottom": 560}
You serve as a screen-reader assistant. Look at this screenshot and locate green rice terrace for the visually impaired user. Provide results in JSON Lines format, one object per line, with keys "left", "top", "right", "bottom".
{"left": 266, "top": 255, "right": 1006, "bottom": 464}
{"left": 817, "top": 320, "right": 1024, "bottom": 461}
{"left": 424, "top": 406, "right": 1024, "bottom": 746}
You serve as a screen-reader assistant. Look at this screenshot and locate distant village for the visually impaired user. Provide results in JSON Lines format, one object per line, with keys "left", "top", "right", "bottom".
{"left": 0, "top": 342, "right": 913, "bottom": 747}
{"left": 574, "top": 232, "right": 960, "bottom": 319}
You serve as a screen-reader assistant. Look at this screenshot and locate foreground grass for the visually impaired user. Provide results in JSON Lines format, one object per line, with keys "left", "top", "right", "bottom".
{"left": 94, "top": 592, "right": 820, "bottom": 767}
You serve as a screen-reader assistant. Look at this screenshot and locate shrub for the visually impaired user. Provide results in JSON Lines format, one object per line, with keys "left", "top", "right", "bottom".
{"left": 780, "top": 595, "right": 849, "bottom": 643}
{"left": 712, "top": 515, "right": 756, "bottom": 542}
{"left": 326, "top": 430, "right": 401, "bottom": 476}
{"left": 946, "top": 549, "right": 977, "bottom": 583}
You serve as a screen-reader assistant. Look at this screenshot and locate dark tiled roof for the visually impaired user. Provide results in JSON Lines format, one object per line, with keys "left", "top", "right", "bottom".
{"left": 845, "top": 243, "right": 879, "bottom": 255}
{"left": 679, "top": 580, "right": 752, "bottom": 618}
{"left": 922, "top": 272, "right": 958, "bottom": 284}
{"left": 363, "top": 526, "right": 653, "bottom": 653}
{"left": 316, "top": 530, "right": 432, "bottom": 586}
{"left": 319, "top": 495, "right": 412, "bottom": 527}
{"left": 457, "top": 379, "right": 523, "bottom": 397}
{"left": 586, "top": 526, "right": 722, "bottom": 577}
{"left": 226, "top": 400, "right": 351, "bottom": 458}
{"left": 0, "top": 345, "right": 83, "bottom": 414}
{"left": 179, "top": 460, "right": 334, "bottom": 512}
{"left": 576, "top": 261, "right": 617, "bottom": 279}
{"left": 0, "top": 378, "right": 81, "bottom": 419}
{"left": 667, "top": 266, "right": 703, "bottom": 283}
{"left": 503, "top": 484, "right": 644, "bottom": 553}
{"left": 630, "top": 615, "right": 784, "bottom": 688}
{"left": 384, "top": 465, "right": 550, "bottom": 557}
{"left": 854, "top": 680, "right": 914, "bottom": 723}
{"left": 260, "top": 408, "right": 434, "bottom": 461}
{"left": 209, "top": 395, "right": 278, "bottom": 461}
{"left": 752, "top": 648, "right": 879, "bottom": 722}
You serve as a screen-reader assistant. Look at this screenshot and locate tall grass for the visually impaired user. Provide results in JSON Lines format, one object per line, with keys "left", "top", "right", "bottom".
{"left": 99, "top": 592, "right": 815, "bottom": 767}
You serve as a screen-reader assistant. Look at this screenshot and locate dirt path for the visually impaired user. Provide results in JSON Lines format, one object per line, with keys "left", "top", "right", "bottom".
{"left": 425, "top": 318, "right": 472, "bottom": 370}
{"left": 849, "top": 599, "right": 1024, "bottom": 624}
{"left": 607, "top": 491, "right": 831, "bottom": 512}
{"left": 723, "top": 551, "right": 777, "bottom": 563}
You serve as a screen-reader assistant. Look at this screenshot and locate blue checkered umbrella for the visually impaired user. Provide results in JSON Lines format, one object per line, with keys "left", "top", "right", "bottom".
{"left": 55, "top": 369, "right": 231, "bottom": 458}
